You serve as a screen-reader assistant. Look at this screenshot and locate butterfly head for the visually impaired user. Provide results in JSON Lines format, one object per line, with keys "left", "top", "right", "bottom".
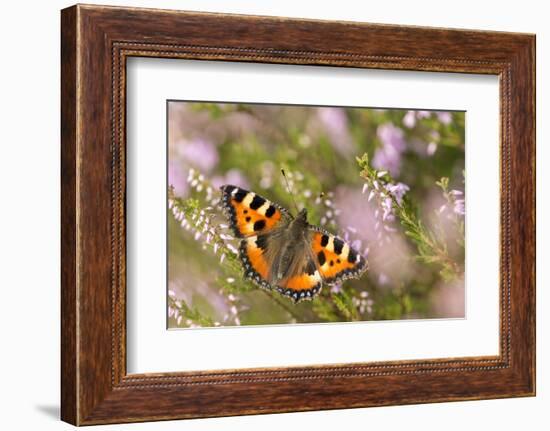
{"left": 296, "top": 207, "right": 308, "bottom": 222}
{"left": 290, "top": 207, "right": 309, "bottom": 234}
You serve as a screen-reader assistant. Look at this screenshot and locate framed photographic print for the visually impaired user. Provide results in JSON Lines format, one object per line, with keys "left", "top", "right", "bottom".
{"left": 61, "top": 4, "right": 535, "bottom": 425}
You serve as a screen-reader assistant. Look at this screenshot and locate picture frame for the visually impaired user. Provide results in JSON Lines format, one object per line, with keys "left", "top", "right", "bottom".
{"left": 60, "top": 4, "right": 535, "bottom": 425}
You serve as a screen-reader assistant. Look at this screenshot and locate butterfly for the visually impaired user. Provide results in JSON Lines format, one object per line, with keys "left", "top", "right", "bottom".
{"left": 219, "top": 185, "right": 367, "bottom": 303}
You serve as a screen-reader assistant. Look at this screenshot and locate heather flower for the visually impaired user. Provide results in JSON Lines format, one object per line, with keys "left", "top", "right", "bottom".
{"left": 352, "top": 290, "right": 374, "bottom": 315}
{"left": 187, "top": 168, "right": 237, "bottom": 207}
{"left": 358, "top": 152, "right": 463, "bottom": 285}
{"left": 358, "top": 159, "right": 410, "bottom": 245}
{"left": 427, "top": 142, "right": 438, "bottom": 156}
{"left": 211, "top": 168, "right": 250, "bottom": 190}
{"left": 402, "top": 111, "right": 416, "bottom": 128}
{"left": 436, "top": 178, "right": 466, "bottom": 219}
{"left": 373, "top": 123, "right": 406, "bottom": 176}
{"left": 453, "top": 198, "right": 465, "bottom": 216}
{"left": 222, "top": 292, "right": 245, "bottom": 326}
{"left": 330, "top": 282, "right": 343, "bottom": 294}
{"left": 436, "top": 111, "right": 452, "bottom": 125}
{"left": 168, "top": 161, "right": 189, "bottom": 196}
{"left": 430, "top": 130, "right": 440, "bottom": 141}
{"left": 167, "top": 290, "right": 217, "bottom": 328}
{"left": 168, "top": 189, "right": 242, "bottom": 276}
{"left": 259, "top": 160, "right": 276, "bottom": 189}
{"left": 177, "top": 137, "right": 219, "bottom": 173}
{"left": 417, "top": 110, "right": 430, "bottom": 119}
{"left": 314, "top": 190, "right": 338, "bottom": 228}
{"left": 385, "top": 182, "right": 410, "bottom": 206}
{"left": 317, "top": 107, "right": 354, "bottom": 157}
{"left": 378, "top": 273, "right": 389, "bottom": 285}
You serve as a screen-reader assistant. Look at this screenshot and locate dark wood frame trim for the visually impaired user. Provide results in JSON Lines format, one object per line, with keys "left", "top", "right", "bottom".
{"left": 61, "top": 4, "right": 535, "bottom": 425}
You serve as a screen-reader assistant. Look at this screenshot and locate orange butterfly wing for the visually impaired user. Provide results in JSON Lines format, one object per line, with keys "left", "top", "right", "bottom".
{"left": 273, "top": 250, "right": 323, "bottom": 302}
{"left": 220, "top": 185, "right": 288, "bottom": 238}
{"left": 310, "top": 227, "right": 367, "bottom": 284}
{"left": 239, "top": 235, "right": 272, "bottom": 290}
{"left": 273, "top": 227, "right": 366, "bottom": 302}
{"left": 240, "top": 230, "right": 323, "bottom": 301}
{"left": 220, "top": 185, "right": 289, "bottom": 291}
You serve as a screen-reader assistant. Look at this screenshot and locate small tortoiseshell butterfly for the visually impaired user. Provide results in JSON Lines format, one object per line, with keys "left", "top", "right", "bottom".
{"left": 220, "top": 184, "right": 367, "bottom": 303}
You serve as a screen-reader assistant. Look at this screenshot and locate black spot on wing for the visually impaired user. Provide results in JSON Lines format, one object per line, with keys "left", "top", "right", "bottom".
{"left": 320, "top": 234, "right": 329, "bottom": 247}
{"left": 305, "top": 259, "right": 317, "bottom": 275}
{"left": 249, "top": 195, "right": 266, "bottom": 210}
{"left": 324, "top": 252, "right": 368, "bottom": 284}
{"left": 265, "top": 205, "right": 276, "bottom": 218}
{"left": 347, "top": 248, "right": 357, "bottom": 263}
{"left": 307, "top": 224, "right": 368, "bottom": 285}
{"left": 219, "top": 184, "right": 289, "bottom": 238}
{"left": 317, "top": 250, "right": 326, "bottom": 266}
{"left": 333, "top": 238, "right": 344, "bottom": 255}
{"left": 253, "top": 220, "right": 266, "bottom": 231}
{"left": 255, "top": 234, "right": 269, "bottom": 251}
{"left": 233, "top": 189, "right": 247, "bottom": 203}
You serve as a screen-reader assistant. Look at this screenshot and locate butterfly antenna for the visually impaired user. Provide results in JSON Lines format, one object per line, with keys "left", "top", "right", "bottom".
{"left": 281, "top": 169, "right": 301, "bottom": 214}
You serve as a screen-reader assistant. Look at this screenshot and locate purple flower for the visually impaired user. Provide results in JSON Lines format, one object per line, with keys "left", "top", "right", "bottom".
{"left": 381, "top": 197, "right": 393, "bottom": 220}
{"left": 168, "top": 161, "right": 189, "bottom": 196}
{"left": 416, "top": 110, "right": 430, "bottom": 119}
{"left": 378, "top": 273, "right": 389, "bottom": 285}
{"left": 211, "top": 168, "right": 250, "bottom": 189}
{"left": 453, "top": 199, "right": 465, "bottom": 216}
{"left": 402, "top": 111, "right": 416, "bottom": 128}
{"left": 177, "top": 138, "right": 219, "bottom": 173}
{"left": 436, "top": 111, "right": 452, "bottom": 125}
{"left": 373, "top": 123, "right": 406, "bottom": 176}
{"left": 330, "top": 282, "right": 343, "bottom": 294}
{"left": 427, "top": 142, "right": 438, "bottom": 156}
{"left": 386, "top": 182, "right": 410, "bottom": 206}
{"left": 317, "top": 107, "right": 354, "bottom": 157}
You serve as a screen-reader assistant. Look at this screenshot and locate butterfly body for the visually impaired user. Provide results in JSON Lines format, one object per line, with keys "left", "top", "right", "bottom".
{"left": 220, "top": 185, "right": 367, "bottom": 302}
{"left": 268, "top": 208, "right": 309, "bottom": 281}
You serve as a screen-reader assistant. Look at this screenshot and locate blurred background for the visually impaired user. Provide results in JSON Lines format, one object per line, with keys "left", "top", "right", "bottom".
{"left": 167, "top": 101, "right": 465, "bottom": 328}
